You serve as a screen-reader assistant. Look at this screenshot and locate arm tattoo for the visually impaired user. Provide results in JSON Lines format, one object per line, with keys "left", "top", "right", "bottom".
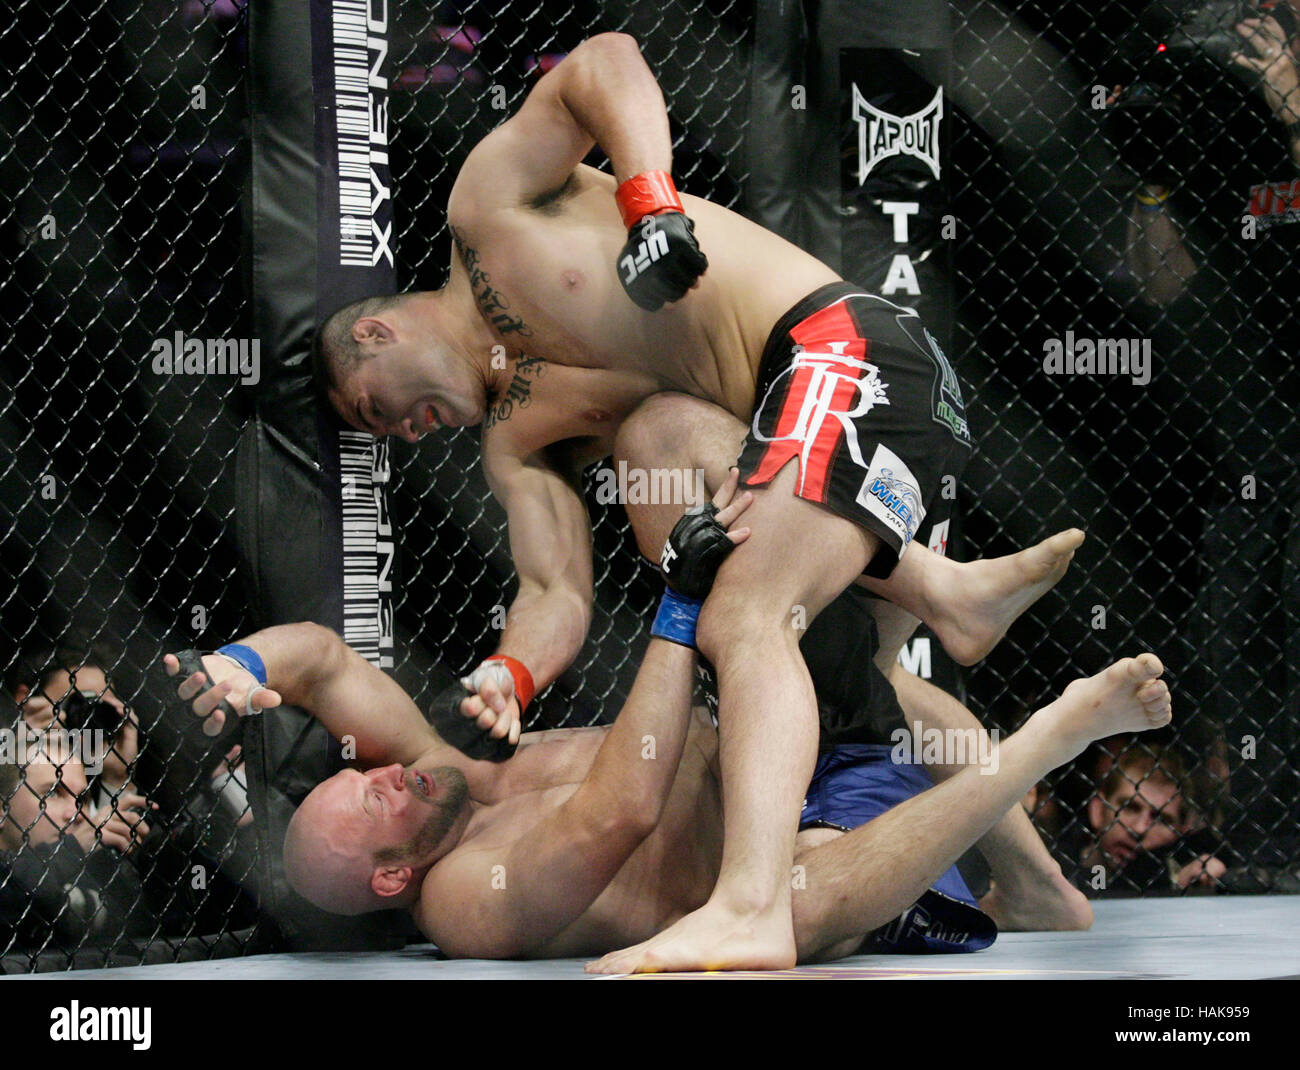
{"left": 450, "top": 225, "right": 534, "bottom": 338}
{"left": 484, "top": 355, "right": 547, "bottom": 431}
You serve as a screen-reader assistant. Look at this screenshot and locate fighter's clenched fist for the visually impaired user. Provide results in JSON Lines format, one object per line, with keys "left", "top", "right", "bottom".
{"left": 614, "top": 170, "right": 708, "bottom": 311}
{"left": 428, "top": 657, "right": 529, "bottom": 763}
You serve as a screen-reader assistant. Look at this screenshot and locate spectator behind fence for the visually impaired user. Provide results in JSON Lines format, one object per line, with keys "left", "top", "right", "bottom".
{"left": 6, "top": 640, "right": 140, "bottom": 807}
{"left": 5, "top": 638, "right": 251, "bottom": 830}
{"left": 1109, "top": 5, "right": 1300, "bottom": 871}
{"left": 1069, "top": 744, "right": 1234, "bottom": 896}
{"left": 0, "top": 714, "right": 156, "bottom": 950}
{"left": 2, "top": 639, "right": 257, "bottom": 954}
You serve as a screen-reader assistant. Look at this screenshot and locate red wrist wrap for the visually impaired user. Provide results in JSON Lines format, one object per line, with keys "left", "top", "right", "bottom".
{"left": 615, "top": 170, "right": 683, "bottom": 229}
{"left": 484, "top": 655, "right": 536, "bottom": 711}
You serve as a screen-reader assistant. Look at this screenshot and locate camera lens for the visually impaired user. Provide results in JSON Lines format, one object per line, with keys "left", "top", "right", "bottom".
{"left": 57, "top": 690, "right": 121, "bottom": 734}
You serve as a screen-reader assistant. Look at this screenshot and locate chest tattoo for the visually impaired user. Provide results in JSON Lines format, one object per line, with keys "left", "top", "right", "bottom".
{"left": 450, "top": 224, "right": 534, "bottom": 338}
{"left": 484, "top": 355, "right": 547, "bottom": 430}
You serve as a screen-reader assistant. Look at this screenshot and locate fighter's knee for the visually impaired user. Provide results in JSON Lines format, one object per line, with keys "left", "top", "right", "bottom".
{"left": 613, "top": 392, "right": 698, "bottom": 469}
{"left": 696, "top": 587, "right": 793, "bottom": 664}
{"left": 695, "top": 587, "right": 742, "bottom": 661}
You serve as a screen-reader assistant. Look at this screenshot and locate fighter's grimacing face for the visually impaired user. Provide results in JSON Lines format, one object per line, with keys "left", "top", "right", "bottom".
{"left": 332, "top": 337, "right": 487, "bottom": 443}
{"left": 322, "top": 762, "right": 470, "bottom": 867}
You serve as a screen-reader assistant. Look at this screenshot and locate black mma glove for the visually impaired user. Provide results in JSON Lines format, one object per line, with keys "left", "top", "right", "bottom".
{"left": 660, "top": 502, "right": 735, "bottom": 600}
{"left": 428, "top": 681, "right": 518, "bottom": 763}
{"left": 614, "top": 170, "right": 708, "bottom": 311}
{"left": 617, "top": 213, "right": 709, "bottom": 311}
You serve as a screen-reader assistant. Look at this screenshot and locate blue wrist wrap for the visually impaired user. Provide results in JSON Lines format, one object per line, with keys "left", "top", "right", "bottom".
{"left": 216, "top": 643, "right": 267, "bottom": 686}
{"left": 651, "top": 589, "right": 703, "bottom": 649}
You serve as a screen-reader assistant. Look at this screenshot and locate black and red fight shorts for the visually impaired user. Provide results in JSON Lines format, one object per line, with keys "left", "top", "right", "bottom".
{"left": 736, "top": 282, "right": 972, "bottom": 578}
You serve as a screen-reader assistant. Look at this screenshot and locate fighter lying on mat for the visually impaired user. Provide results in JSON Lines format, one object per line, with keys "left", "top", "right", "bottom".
{"left": 166, "top": 480, "right": 1165, "bottom": 968}
{"left": 312, "top": 32, "right": 1088, "bottom": 969}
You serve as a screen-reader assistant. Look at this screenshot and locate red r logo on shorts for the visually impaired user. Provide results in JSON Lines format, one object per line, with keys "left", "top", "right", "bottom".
{"left": 748, "top": 303, "right": 890, "bottom": 502}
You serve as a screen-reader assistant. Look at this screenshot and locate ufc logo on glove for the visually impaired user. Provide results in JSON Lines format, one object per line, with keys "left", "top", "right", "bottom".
{"left": 620, "top": 218, "right": 669, "bottom": 285}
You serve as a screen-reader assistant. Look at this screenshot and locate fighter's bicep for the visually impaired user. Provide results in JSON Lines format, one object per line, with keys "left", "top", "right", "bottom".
{"left": 449, "top": 75, "right": 594, "bottom": 217}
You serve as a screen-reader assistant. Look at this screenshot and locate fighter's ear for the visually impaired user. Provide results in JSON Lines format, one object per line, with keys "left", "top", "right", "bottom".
{"left": 371, "top": 865, "right": 413, "bottom": 899}
{"left": 352, "top": 315, "right": 397, "bottom": 348}
{"left": 1087, "top": 795, "right": 1106, "bottom": 830}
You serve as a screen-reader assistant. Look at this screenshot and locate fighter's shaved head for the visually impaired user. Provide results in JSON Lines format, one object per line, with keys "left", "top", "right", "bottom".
{"left": 283, "top": 782, "right": 386, "bottom": 915}
{"left": 283, "top": 764, "right": 470, "bottom": 916}
{"left": 311, "top": 292, "right": 413, "bottom": 396}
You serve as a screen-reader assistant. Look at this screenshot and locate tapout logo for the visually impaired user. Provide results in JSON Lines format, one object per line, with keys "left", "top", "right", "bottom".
{"left": 852, "top": 85, "right": 943, "bottom": 183}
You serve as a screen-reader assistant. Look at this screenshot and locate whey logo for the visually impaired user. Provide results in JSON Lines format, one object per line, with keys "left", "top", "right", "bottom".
{"left": 856, "top": 444, "right": 925, "bottom": 548}
{"left": 619, "top": 217, "right": 669, "bottom": 287}
{"left": 852, "top": 85, "right": 943, "bottom": 184}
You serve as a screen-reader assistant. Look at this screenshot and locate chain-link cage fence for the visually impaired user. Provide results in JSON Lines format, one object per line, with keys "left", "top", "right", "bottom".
{"left": 1, "top": 1, "right": 261, "bottom": 971}
{"left": 1, "top": 0, "right": 1296, "bottom": 972}
{"left": 951, "top": 0, "right": 1298, "bottom": 897}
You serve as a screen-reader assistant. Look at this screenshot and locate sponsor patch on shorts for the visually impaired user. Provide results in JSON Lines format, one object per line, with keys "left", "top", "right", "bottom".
{"left": 922, "top": 327, "right": 970, "bottom": 443}
{"left": 856, "top": 444, "right": 925, "bottom": 548}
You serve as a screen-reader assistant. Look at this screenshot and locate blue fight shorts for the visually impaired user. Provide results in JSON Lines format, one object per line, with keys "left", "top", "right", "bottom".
{"left": 800, "top": 744, "right": 997, "bottom": 954}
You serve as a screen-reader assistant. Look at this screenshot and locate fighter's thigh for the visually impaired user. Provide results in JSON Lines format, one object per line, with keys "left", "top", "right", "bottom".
{"left": 614, "top": 392, "right": 748, "bottom": 560}
{"left": 793, "top": 827, "right": 863, "bottom": 963}
{"left": 699, "top": 459, "right": 880, "bottom": 637}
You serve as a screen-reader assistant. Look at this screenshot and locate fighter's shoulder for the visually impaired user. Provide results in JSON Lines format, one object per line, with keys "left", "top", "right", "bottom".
{"left": 412, "top": 837, "right": 515, "bottom": 956}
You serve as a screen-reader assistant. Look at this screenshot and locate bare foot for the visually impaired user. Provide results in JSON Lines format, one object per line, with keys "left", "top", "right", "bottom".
{"left": 980, "top": 869, "right": 1093, "bottom": 932}
{"left": 928, "top": 529, "right": 1085, "bottom": 665}
{"left": 1036, "top": 653, "right": 1172, "bottom": 762}
{"left": 586, "top": 900, "right": 796, "bottom": 975}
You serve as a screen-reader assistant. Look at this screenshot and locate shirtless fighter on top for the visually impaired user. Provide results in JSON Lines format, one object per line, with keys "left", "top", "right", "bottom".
{"left": 313, "top": 33, "right": 1085, "bottom": 971}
